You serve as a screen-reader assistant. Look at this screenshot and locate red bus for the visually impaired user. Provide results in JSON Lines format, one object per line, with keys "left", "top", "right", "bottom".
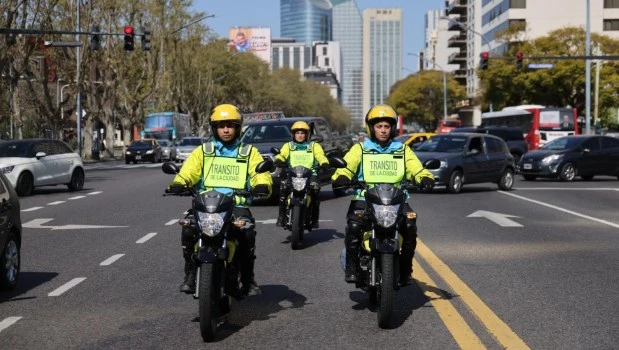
{"left": 481, "top": 105, "right": 579, "bottom": 150}
{"left": 435, "top": 118, "right": 462, "bottom": 134}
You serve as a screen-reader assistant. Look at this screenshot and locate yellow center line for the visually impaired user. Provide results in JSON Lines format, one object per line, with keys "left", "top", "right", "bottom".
{"left": 417, "top": 239, "right": 531, "bottom": 350}
{"left": 413, "top": 258, "right": 486, "bottom": 350}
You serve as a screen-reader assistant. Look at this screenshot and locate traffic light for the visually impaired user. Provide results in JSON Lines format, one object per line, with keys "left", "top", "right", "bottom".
{"left": 516, "top": 52, "right": 524, "bottom": 71}
{"left": 90, "top": 25, "right": 100, "bottom": 50}
{"left": 480, "top": 51, "right": 489, "bottom": 70}
{"left": 123, "top": 25, "right": 134, "bottom": 51}
{"left": 141, "top": 27, "right": 151, "bottom": 51}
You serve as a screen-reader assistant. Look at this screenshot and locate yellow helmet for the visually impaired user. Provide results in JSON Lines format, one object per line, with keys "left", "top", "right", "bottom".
{"left": 291, "top": 121, "right": 310, "bottom": 142}
{"left": 209, "top": 104, "right": 242, "bottom": 140}
{"left": 365, "top": 104, "right": 398, "bottom": 140}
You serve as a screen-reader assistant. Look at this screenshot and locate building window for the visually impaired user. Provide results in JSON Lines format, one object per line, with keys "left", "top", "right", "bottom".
{"left": 509, "top": 0, "right": 526, "bottom": 8}
{"left": 604, "top": 0, "right": 619, "bottom": 8}
{"left": 323, "top": 47, "right": 327, "bottom": 55}
{"left": 293, "top": 47, "right": 300, "bottom": 70}
{"left": 325, "top": 57, "right": 330, "bottom": 67}
{"left": 604, "top": 19, "right": 619, "bottom": 30}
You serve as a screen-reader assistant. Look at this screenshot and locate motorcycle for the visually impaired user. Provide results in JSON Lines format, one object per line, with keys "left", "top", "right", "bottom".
{"left": 339, "top": 159, "right": 440, "bottom": 328}
{"left": 271, "top": 147, "right": 347, "bottom": 250}
{"left": 162, "top": 159, "right": 273, "bottom": 342}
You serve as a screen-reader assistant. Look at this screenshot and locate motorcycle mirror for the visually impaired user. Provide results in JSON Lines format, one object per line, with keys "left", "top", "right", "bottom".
{"left": 329, "top": 156, "right": 347, "bottom": 169}
{"left": 270, "top": 147, "right": 281, "bottom": 155}
{"left": 423, "top": 159, "right": 441, "bottom": 170}
{"left": 161, "top": 162, "right": 180, "bottom": 175}
{"left": 255, "top": 159, "right": 274, "bottom": 174}
{"left": 325, "top": 150, "right": 341, "bottom": 158}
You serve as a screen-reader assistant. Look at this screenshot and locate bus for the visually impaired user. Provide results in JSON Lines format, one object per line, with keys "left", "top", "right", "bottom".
{"left": 481, "top": 105, "right": 579, "bottom": 150}
{"left": 435, "top": 118, "right": 462, "bottom": 134}
{"left": 141, "top": 112, "right": 191, "bottom": 141}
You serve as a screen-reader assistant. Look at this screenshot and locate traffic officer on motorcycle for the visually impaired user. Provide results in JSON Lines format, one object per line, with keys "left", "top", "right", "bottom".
{"left": 168, "top": 104, "right": 272, "bottom": 295}
{"left": 332, "top": 104, "right": 435, "bottom": 285}
{"left": 274, "top": 121, "right": 330, "bottom": 228}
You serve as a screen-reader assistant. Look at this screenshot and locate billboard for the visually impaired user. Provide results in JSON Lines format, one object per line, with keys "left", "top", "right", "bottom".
{"left": 228, "top": 27, "right": 271, "bottom": 64}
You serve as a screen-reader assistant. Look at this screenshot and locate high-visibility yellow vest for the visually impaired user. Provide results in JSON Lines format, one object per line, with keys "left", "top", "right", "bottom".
{"left": 289, "top": 142, "right": 315, "bottom": 168}
{"left": 360, "top": 144, "right": 406, "bottom": 184}
{"left": 201, "top": 142, "right": 252, "bottom": 190}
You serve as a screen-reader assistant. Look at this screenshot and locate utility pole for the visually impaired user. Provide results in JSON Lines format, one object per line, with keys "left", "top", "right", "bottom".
{"left": 75, "top": 3, "right": 83, "bottom": 156}
{"left": 585, "top": 0, "right": 591, "bottom": 135}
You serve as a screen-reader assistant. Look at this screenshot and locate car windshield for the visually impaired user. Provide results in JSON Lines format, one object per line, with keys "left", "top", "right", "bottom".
{"left": 158, "top": 140, "right": 170, "bottom": 146}
{"left": 540, "top": 137, "right": 583, "bottom": 150}
{"left": 241, "top": 124, "right": 292, "bottom": 143}
{"left": 0, "top": 142, "right": 32, "bottom": 157}
{"left": 179, "top": 138, "right": 203, "bottom": 146}
{"left": 394, "top": 135, "right": 409, "bottom": 143}
{"left": 130, "top": 141, "right": 152, "bottom": 148}
{"left": 416, "top": 135, "right": 467, "bottom": 153}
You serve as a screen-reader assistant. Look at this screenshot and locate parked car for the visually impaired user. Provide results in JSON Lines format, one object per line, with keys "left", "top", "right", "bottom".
{"left": 125, "top": 139, "right": 163, "bottom": 164}
{"left": 157, "top": 139, "right": 178, "bottom": 162}
{"left": 0, "top": 139, "right": 85, "bottom": 196}
{"left": 175, "top": 136, "right": 208, "bottom": 162}
{"left": 0, "top": 172, "right": 21, "bottom": 291}
{"left": 394, "top": 132, "right": 435, "bottom": 150}
{"left": 415, "top": 133, "right": 515, "bottom": 193}
{"left": 518, "top": 135, "right": 619, "bottom": 181}
{"left": 451, "top": 126, "right": 528, "bottom": 166}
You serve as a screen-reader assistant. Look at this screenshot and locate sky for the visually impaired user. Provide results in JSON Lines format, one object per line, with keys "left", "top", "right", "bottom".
{"left": 192, "top": 0, "right": 441, "bottom": 77}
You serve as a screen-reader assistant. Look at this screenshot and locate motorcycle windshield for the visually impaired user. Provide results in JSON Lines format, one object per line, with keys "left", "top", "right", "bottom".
{"left": 365, "top": 184, "right": 406, "bottom": 205}
{"left": 290, "top": 165, "right": 313, "bottom": 177}
{"left": 194, "top": 190, "right": 235, "bottom": 213}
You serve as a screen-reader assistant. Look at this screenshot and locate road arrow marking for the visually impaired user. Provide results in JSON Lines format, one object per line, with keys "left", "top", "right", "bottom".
{"left": 23, "top": 218, "right": 127, "bottom": 230}
{"left": 467, "top": 210, "right": 523, "bottom": 227}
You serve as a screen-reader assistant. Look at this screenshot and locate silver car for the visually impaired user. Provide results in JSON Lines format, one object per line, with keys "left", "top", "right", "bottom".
{"left": 157, "top": 139, "right": 178, "bottom": 162}
{"left": 176, "top": 137, "right": 207, "bottom": 162}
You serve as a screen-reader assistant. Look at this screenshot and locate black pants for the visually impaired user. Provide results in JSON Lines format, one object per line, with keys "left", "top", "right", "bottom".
{"left": 344, "top": 200, "right": 417, "bottom": 276}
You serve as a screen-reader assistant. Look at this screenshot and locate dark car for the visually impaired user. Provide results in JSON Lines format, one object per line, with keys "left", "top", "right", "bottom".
{"left": 415, "top": 133, "right": 515, "bottom": 193}
{"left": 518, "top": 135, "right": 619, "bottom": 181}
{"left": 125, "top": 139, "right": 163, "bottom": 164}
{"left": 0, "top": 172, "right": 21, "bottom": 291}
{"left": 451, "top": 126, "right": 528, "bottom": 166}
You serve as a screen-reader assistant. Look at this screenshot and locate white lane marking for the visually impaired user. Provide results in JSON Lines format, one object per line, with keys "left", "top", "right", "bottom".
{"left": 517, "top": 187, "right": 619, "bottom": 191}
{"left": 116, "top": 165, "right": 133, "bottom": 169}
{"left": 500, "top": 191, "right": 619, "bottom": 229}
{"left": 183, "top": 210, "right": 189, "bottom": 215}
{"left": 21, "top": 207, "right": 43, "bottom": 212}
{"left": 136, "top": 232, "right": 157, "bottom": 244}
{"left": 0, "top": 317, "right": 22, "bottom": 333}
{"left": 100, "top": 254, "right": 125, "bottom": 266}
{"left": 165, "top": 219, "right": 179, "bottom": 226}
{"left": 48, "top": 277, "right": 87, "bottom": 296}
{"left": 256, "top": 218, "right": 333, "bottom": 224}
{"left": 47, "top": 201, "right": 65, "bottom": 206}
{"left": 68, "top": 196, "right": 86, "bottom": 200}
{"left": 145, "top": 163, "right": 161, "bottom": 168}
{"left": 87, "top": 191, "right": 103, "bottom": 195}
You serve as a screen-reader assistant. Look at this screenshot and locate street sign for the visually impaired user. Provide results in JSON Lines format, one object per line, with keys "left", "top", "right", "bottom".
{"left": 528, "top": 63, "right": 554, "bottom": 69}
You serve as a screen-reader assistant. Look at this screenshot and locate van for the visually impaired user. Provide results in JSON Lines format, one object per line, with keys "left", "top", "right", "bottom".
{"left": 451, "top": 126, "right": 528, "bottom": 166}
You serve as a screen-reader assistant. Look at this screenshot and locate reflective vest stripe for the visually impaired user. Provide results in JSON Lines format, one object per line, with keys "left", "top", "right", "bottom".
{"left": 360, "top": 144, "right": 406, "bottom": 184}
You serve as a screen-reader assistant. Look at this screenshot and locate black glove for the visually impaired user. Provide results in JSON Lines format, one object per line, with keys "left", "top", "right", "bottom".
{"left": 319, "top": 163, "right": 330, "bottom": 172}
{"left": 333, "top": 175, "right": 350, "bottom": 188}
{"left": 167, "top": 184, "right": 185, "bottom": 194}
{"left": 274, "top": 159, "right": 286, "bottom": 168}
{"left": 253, "top": 184, "right": 269, "bottom": 195}
{"left": 420, "top": 177, "right": 435, "bottom": 190}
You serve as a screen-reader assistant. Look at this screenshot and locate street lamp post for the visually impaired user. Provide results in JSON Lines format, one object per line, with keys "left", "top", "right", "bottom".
{"left": 407, "top": 53, "right": 448, "bottom": 124}
{"left": 76, "top": 2, "right": 83, "bottom": 156}
{"left": 585, "top": 0, "right": 592, "bottom": 135}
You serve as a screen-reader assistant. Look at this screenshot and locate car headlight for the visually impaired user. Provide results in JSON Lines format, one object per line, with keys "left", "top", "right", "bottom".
{"left": 1, "top": 166, "right": 14, "bottom": 174}
{"left": 125, "top": 151, "right": 131, "bottom": 155}
{"left": 197, "top": 212, "right": 225, "bottom": 237}
{"left": 146, "top": 150, "right": 153, "bottom": 154}
{"left": 541, "top": 154, "right": 563, "bottom": 165}
{"left": 292, "top": 177, "right": 307, "bottom": 191}
{"left": 440, "top": 160, "right": 448, "bottom": 168}
{"left": 372, "top": 204, "right": 399, "bottom": 227}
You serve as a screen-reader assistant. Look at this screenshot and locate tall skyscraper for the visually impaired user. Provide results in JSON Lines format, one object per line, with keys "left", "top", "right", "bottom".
{"left": 333, "top": 0, "right": 363, "bottom": 132}
{"left": 362, "top": 8, "right": 403, "bottom": 124}
{"left": 281, "top": 0, "right": 333, "bottom": 45}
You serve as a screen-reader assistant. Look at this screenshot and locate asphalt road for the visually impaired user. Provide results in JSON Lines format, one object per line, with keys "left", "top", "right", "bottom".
{"left": 1, "top": 160, "right": 618, "bottom": 349}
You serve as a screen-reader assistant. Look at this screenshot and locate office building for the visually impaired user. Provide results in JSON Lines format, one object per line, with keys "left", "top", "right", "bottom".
{"left": 281, "top": 0, "right": 333, "bottom": 46}
{"left": 422, "top": 10, "right": 460, "bottom": 73}
{"left": 271, "top": 38, "right": 312, "bottom": 73}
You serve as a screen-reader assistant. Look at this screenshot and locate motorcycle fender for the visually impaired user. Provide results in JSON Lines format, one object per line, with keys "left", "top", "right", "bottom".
{"left": 196, "top": 246, "right": 218, "bottom": 263}
{"left": 376, "top": 240, "right": 398, "bottom": 254}
{"left": 362, "top": 231, "right": 372, "bottom": 252}
{"left": 291, "top": 196, "right": 305, "bottom": 206}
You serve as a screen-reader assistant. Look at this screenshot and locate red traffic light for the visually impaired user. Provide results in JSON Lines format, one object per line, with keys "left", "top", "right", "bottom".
{"left": 124, "top": 26, "right": 134, "bottom": 35}
{"left": 480, "top": 52, "right": 489, "bottom": 59}
{"left": 516, "top": 52, "right": 523, "bottom": 59}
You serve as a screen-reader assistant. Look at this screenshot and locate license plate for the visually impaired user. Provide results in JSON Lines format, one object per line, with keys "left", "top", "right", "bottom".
{"left": 136, "top": 155, "right": 141, "bottom": 160}
{"left": 523, "top": 163, "right": 532, "bottom": 170}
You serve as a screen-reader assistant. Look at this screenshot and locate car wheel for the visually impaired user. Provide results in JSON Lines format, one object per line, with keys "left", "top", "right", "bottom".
{"left": 447, "top": 170, "right": 463, "bottom": 194}
{"left": 498, "top": 168, "right": 514, "bottom": 191}
{"left": 581, "top": 175, "right": 594, "bottom": 181}
{"left": 0, "top": 231, "right": 20, "bottom": 291}
{"left": 523, "top": 175, "right": 537, "bottom": 181}
{"left": 67, "top": 168, "right": 85, "bottom": 191}
{"left": 559, "top": 163, "right": 576, "bottom": 182}
{"left": 125, "top": 159, "right": 130, "bottom": 165}
{"left": 16, "top": 171, "right": 33, "bottom": 196}
{"left": 133, "top": 160, "right": 138, "bottom": 164}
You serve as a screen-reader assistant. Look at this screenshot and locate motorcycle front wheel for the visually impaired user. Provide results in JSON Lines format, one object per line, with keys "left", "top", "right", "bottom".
{"left": 377, "top": 253, "right": 394, "bottom": 329}
{"left": 290, "top": 205, "right": 304, "bottom": 250}
{"left": 199, "top": 262, "right": 220, "bottom": 342}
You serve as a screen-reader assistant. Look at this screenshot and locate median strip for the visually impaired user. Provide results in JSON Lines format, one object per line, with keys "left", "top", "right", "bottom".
{"left": 48, "top": 277, "right": 87, "bottom": 297}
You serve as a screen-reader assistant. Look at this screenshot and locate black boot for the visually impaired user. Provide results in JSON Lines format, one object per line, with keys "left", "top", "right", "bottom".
{"left": 276, "top": 202, "right": 286, "bottom": 227}
{"left": 241, "top": 254, "right": 261, "bottom": 296}
{"left": 180, "top": 259, "right": 197, "bottom": 293}
{"left": 345, "top": 249, "right": 359, "bottom": 283}
{"left": 311, "top": 201, "right": 320, "bottom": 229}
{"left": 399, "top": 251, "right": 414, "bottom": 287}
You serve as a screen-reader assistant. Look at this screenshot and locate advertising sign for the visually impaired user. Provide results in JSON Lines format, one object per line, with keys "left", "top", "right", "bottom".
{"left": 228, "top": 27, "right": 271, "bottom": 64}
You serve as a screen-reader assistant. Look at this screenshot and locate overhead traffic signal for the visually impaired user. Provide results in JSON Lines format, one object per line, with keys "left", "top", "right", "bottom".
{"left": 123, "top": 25, "right": 134, "bottom": 51}
{"left": 141, "top": 27, "right": 151, "bottom": 51}
{"left": 516, "top": 52, "right": 524, "bottom": 71}
{"left": 90, "top": 25, "right": 100, "bottom": 50}
{"left": 480, "top": 51, "right": 489, "bottom": 70}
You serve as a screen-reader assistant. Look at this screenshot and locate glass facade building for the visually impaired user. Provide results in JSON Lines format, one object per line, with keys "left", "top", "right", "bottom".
{"left": 333, "top": 0, "right": 364, "bottom": 132}
{"left": 281, "top": 0, "right": 333, "bottom": 45}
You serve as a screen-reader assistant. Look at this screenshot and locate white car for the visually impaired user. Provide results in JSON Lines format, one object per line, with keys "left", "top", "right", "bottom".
{"left": 0, "top": 139, "right": 85, "bottom": 196}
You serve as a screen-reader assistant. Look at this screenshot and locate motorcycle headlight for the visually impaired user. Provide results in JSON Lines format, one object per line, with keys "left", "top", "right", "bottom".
{"left": 197, "top": 212, "right": 225, "bottom": 237}
{"left": 1, "top": 166, "right": 14, "bottom": 174}
{"left": 541, "top": 154, "right": 563, "bottom": 165}
{"left": 292, "top": 177, "right": 307, "bottom": 191}
{"left": 372, "top": 204, "right": 399, "bottom": 227}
